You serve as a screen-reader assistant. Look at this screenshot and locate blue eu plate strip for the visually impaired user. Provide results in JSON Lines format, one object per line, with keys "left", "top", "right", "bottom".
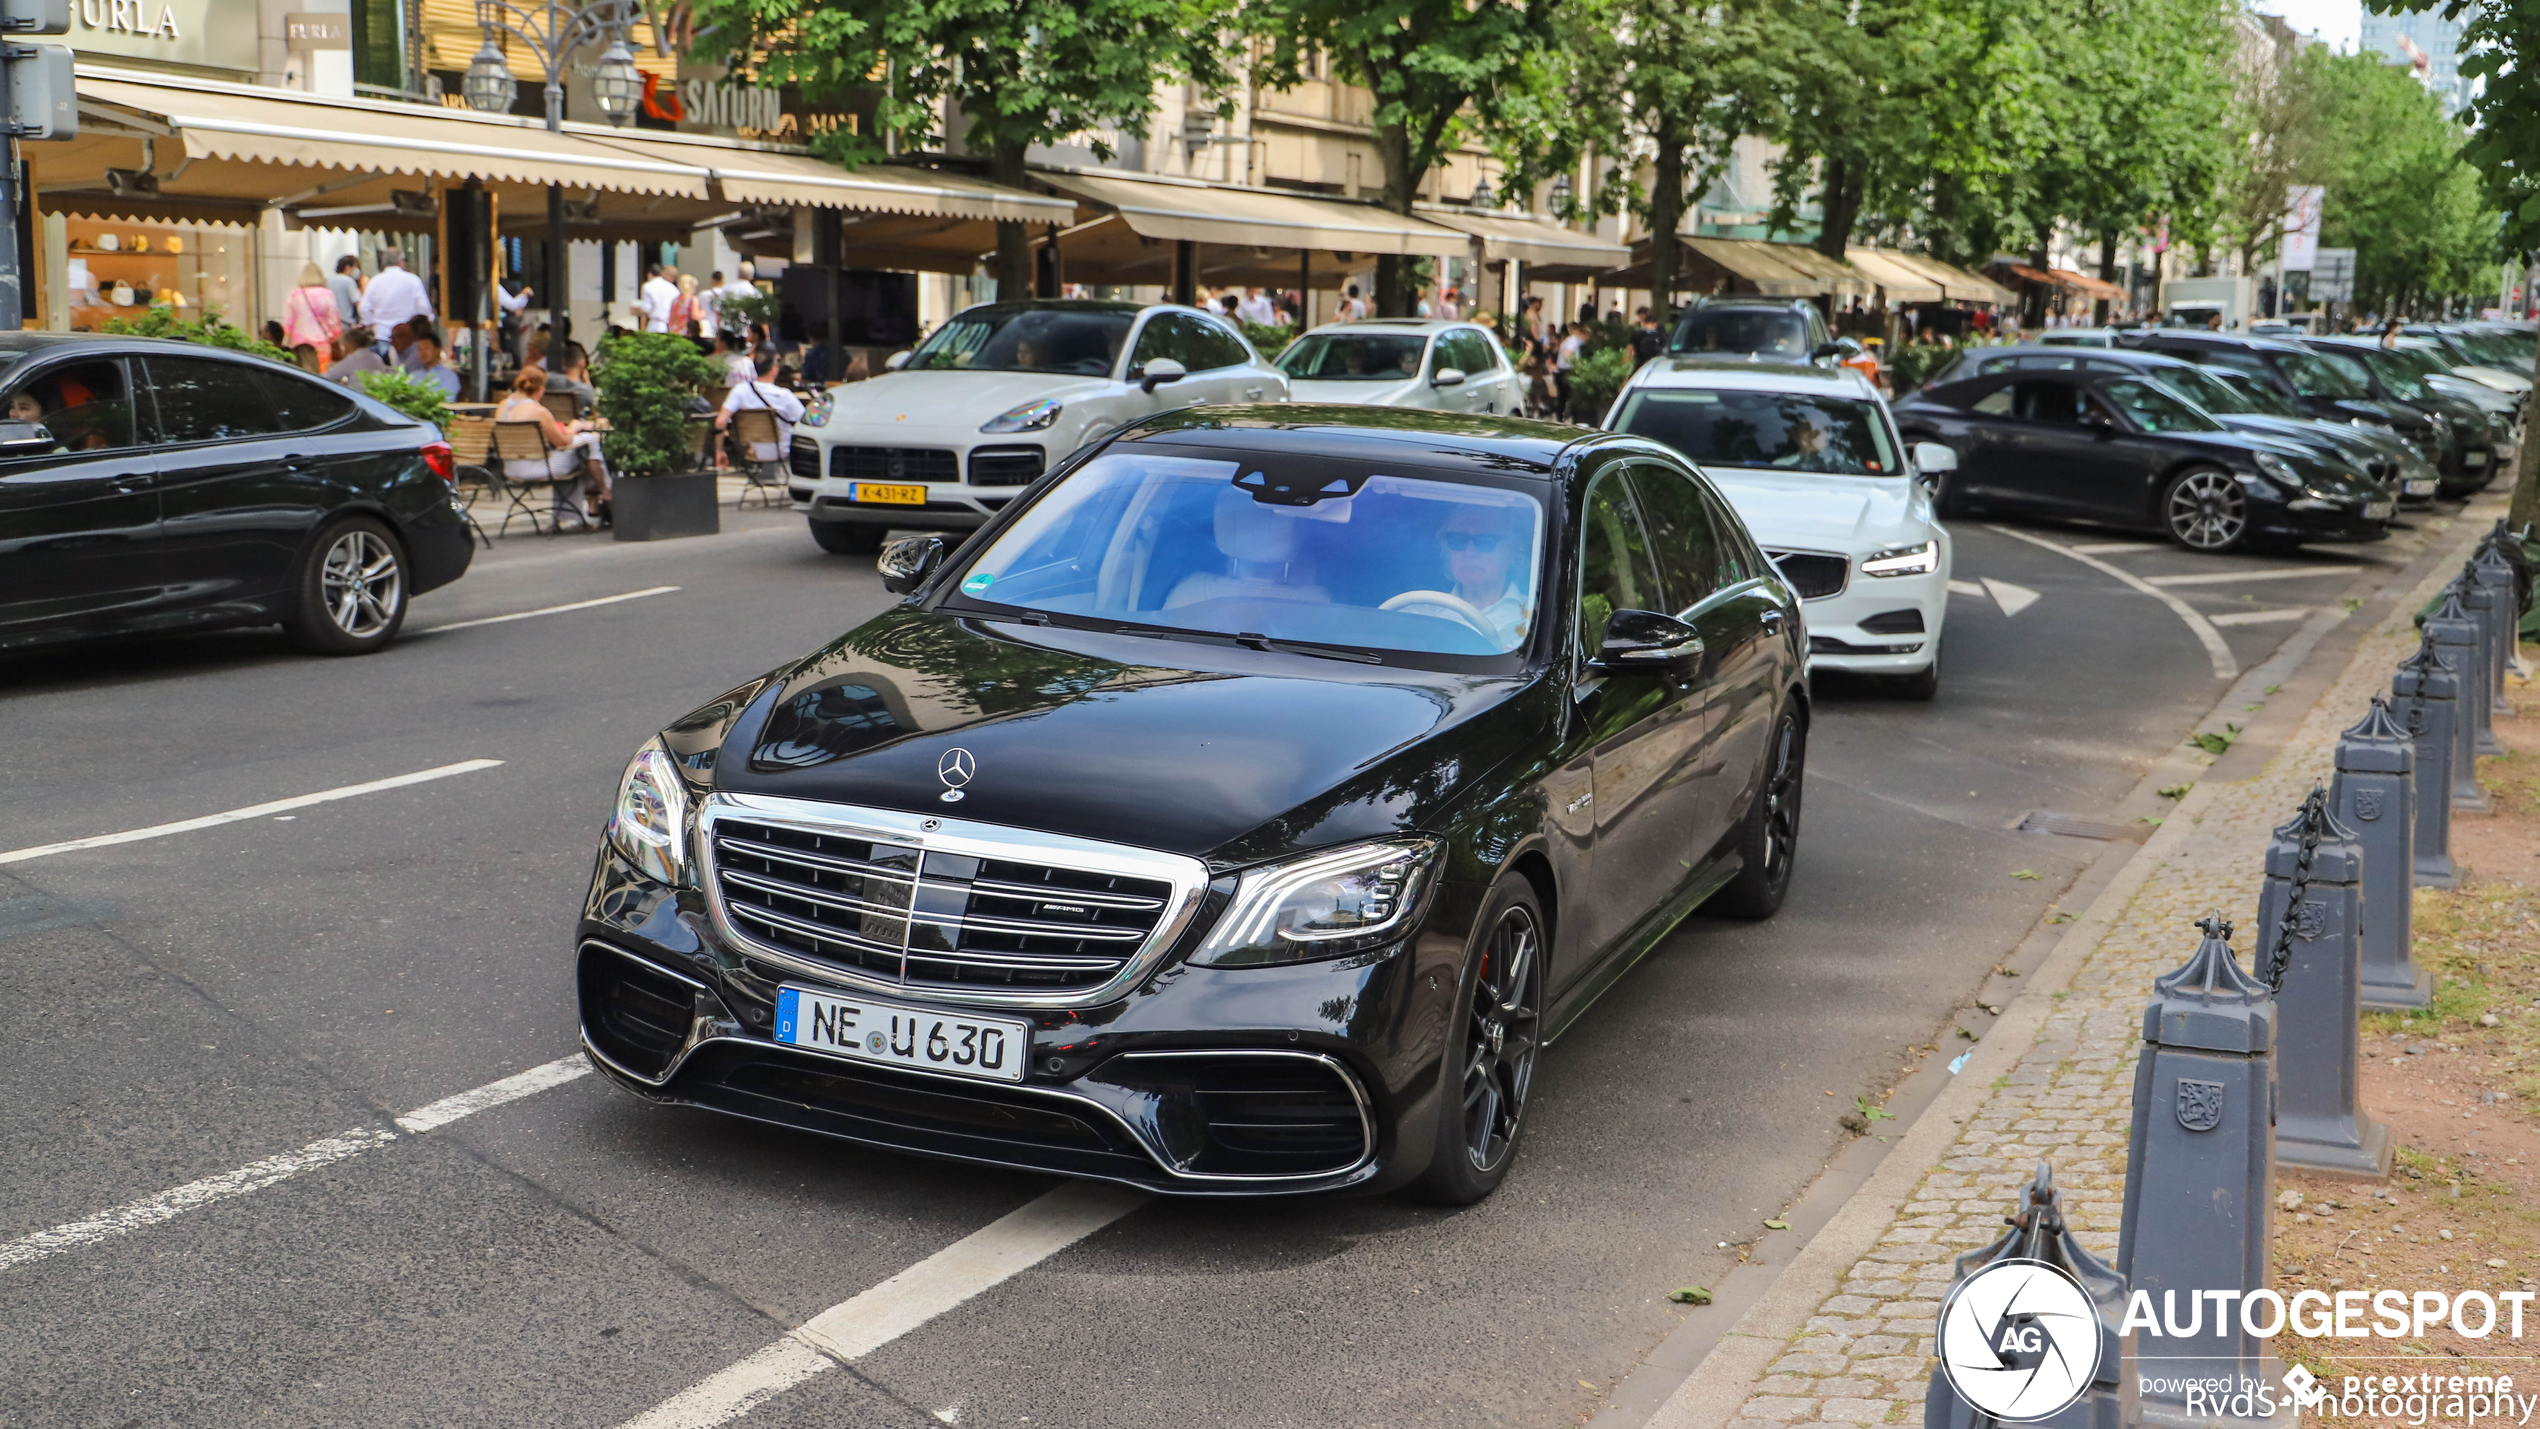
{"left": 775, "top": 987, "right": 799, "bottom": 1045}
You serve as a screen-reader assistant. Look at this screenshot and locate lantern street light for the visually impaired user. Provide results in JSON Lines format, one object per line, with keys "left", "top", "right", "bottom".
{"left": 460, "top": 0, "right": 649, "bottom": 344}
{"left": 1470, "top": 176, "right": 1495, "bottom": 211}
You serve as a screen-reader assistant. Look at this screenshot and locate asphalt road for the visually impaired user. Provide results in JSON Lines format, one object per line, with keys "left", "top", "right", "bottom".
{"left": 0, "top": 501, "right": 2458, "bottom": 1428}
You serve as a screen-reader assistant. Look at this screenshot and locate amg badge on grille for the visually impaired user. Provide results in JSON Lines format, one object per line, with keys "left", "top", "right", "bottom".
{"left": 937, "top": 747, "right": 976, "bottom": 802}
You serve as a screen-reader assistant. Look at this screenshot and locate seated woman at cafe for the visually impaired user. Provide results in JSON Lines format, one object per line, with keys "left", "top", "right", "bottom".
{"left": 496, "top": 367, "right": 612, "bottom": 523}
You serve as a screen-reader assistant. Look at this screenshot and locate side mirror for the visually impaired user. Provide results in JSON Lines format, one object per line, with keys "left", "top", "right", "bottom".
{"left": 877, "top": 534, "right": 947, "bottom": 594}
{"left": 1811, "top": 339, "right": 1858, "bottom": 363}
{"left": 0, "top": 419, "right": 54, "bottom": 456}
{"left": 1913, "top": 440, "right": 1958, "bottom": 476}
{"left": 883, "top": 350, "right": 912, "bottom": 372}
{"left": 2079, "top": 406, "right": 2116, "bottom": 431}
{"left": 1588, "top": 608, "right": 1704, "bottom": 675}
{"left": 1138, "top": 357, "right": 1187, "bottom": 394}
{"left": 1431, "top": 367, "right": 1467, "bottom": 388}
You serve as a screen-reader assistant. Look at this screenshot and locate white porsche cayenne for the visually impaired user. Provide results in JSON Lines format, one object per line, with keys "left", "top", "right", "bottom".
{"left": 790, "top": 300, "right": 1288, "bottom": 553}
{"left": 1273, "top": 319, "right": 1529, "bottom": 415}
{"left": 1604, "top": 357, "right": 1957, "bottom": 698}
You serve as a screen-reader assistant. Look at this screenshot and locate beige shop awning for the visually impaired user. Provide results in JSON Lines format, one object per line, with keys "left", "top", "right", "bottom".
{"left": 1414, "top": 205, "right": 1629, "bottom": 278}
{"left": 1843, "top": 247, "right": 1944, "bottom": 304}
{"left": 1035, "top": 169, "right": 1471, "bottom": 259}
{"left": 582, "top": 130, "right": 1075, "bottom": 224}
{"left": 1879, "top": 252, "right": 2015, "bottom": 306}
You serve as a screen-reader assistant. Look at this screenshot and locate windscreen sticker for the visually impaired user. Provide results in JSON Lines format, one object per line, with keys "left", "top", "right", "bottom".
{"left": 960, "top": 572, "right": 994, "bottom": 595}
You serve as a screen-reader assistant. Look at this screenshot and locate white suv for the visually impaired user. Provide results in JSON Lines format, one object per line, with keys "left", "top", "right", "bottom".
{"left": 1273, "top": 319, "right": 1527, "bottom": 415}
{"left": 1604, "top": 357, "right": 1957, "bottom": 698}
{"left": 791, "top": 300, "right": 1289, "bottom": 553}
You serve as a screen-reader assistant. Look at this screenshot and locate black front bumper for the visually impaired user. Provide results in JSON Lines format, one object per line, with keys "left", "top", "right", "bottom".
{"left": 574, "top": 851, "right": 1465, "bottom": 1196}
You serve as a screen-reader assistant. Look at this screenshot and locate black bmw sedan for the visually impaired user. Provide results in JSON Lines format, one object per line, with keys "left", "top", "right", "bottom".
{"left": 577, "top": 407, "right": 1808, "bottom": 1202}
{"left": 0, "top": 333, "right": 472, "bottom": 656}
{"left": 1894, "top": 363, "right": 2391, "bottom": 552}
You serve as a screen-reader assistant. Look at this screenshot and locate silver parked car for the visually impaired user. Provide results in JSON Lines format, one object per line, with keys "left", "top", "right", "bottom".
{"left": 1273, "top": 320, "right": 1527, "bottom": 416}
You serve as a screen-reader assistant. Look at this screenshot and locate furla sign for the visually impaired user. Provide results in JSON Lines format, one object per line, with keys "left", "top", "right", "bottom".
{"left": 72, "top": 0, "right": 257, "bottom": 75}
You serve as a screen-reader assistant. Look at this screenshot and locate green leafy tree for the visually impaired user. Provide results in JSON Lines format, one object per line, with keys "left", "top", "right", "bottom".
{"left": 1248, "top": 0, "right": 1555, "bottom": 316}
{"left": 592, "top": 331, "right": 722, "bottom": 478}
{"left": 685, "top": 0, "right": 1236, "bottom": 299}
{"left": 2297, "top": 50, "right": 2493, "bottom": 313}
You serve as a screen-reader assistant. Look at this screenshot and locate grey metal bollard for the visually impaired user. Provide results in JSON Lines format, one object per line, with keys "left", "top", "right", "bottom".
{"left": 2426, "top": 586, "right": 2493, "bottom": 809}
{"left": 2259, "top": 786, "right": 2392, "bottom": 1176}
{"left": 2390, "top": 637, "right": 2462, "bottom": 889}
{"left": 2472, "top": 540, "right": 2519, "bottom": 716}
{"left": 2116, "top": 917, "right": 2291, "bottom": 1428}
{"left": 2457, "top": 565, "right": 2510, "bottom": 756}
{"left": 2332, "top": 696, "right": 2429, "bottom": 1008}
{"left": 1924, "top": 1163, "right": 2125, "bottom": 1429}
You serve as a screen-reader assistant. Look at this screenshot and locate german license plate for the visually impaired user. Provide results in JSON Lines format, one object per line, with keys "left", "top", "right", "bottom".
{"left": 2365, "top": 500, "right": 2395, "bottom": 520}
{"left": 2465, "top": 451, "right": 2488, "bottom": 468}
{"left": 774, "top": 985, "right": 1028, "bottom": 1083}
{"left": 2404, "top": 479, "right": 2437, "bottom": 496}
{"left": 849, "top": 482, "right": 928, "bottom": 505}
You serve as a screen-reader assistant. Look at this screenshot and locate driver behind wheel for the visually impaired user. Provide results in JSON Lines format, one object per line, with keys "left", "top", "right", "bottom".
{"left": 1437, "top": 502, "right": 1530, "bottom": 649}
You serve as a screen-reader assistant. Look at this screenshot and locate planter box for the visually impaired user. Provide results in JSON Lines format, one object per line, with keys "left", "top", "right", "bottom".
{"left": 614, "top": 472, "right": 720, "bottom": 542}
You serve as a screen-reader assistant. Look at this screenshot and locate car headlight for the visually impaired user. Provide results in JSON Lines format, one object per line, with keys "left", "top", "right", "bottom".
{"left": 608, "top": 737, "right": 691, "bottom": 885}
{"left": 981, "top": 398, "right": 1063, "bottom": 434}
{"left": 1188, "top": 838, "right": 1440, "bottom": 968}
{"left": 2253, "top": 452, "right": 2299, "bottom": 484}
{"left": 1859, "top": 541, "right": 1939, "bottom": 578}
{"left": 800, "top": 390, "right": 834, "bottom": 429}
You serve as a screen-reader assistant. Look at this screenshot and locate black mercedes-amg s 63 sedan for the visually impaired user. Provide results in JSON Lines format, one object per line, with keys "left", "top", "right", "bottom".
{"left": 576, "top": 406, "right": 1807, "bottom": 1202}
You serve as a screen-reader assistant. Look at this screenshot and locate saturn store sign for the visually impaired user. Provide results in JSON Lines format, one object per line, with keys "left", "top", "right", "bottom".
{"left": 72, "top": 0, "right": 257, "bottom": 76}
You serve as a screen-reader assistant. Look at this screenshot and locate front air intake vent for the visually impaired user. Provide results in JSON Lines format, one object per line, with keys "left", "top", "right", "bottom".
{"left": 1766, "top": 549, "right": 1849, "bottom": 600}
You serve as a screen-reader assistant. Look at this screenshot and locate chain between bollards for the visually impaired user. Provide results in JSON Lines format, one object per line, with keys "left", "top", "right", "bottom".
{"left": 2257, "top": 785, "right": 2328, "bottom": 993}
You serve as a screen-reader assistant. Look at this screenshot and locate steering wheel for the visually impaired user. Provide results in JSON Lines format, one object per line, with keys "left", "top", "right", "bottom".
{"left": 1380, "top": 588, "right": 1497, "bottom": 642}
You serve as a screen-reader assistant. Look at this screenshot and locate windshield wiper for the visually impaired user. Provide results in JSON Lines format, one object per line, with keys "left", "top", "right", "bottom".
{"left": 1093, "top": 621, "right": 1384, "bottom": 665}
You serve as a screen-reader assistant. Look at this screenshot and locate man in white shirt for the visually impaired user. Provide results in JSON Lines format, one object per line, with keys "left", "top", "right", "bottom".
{"left": 1235, "top": 286, "right": 1278, "bottom": 326}
{"left": 636, "top": 264, "right": 679, "bottom": 333}
{"left": 718, "top": 348, "right": 806, "bottom": 464}
{"left": 1336, "top": 283, "right": 1370, "bottom": 322}
{"left": 357, "top": 248, "right": 433, "bottom": 333}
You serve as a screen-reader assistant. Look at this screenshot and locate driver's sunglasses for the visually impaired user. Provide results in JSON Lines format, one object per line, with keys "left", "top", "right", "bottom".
{"left": 1440, "top": 532, "right": 1505, "bottom": 553}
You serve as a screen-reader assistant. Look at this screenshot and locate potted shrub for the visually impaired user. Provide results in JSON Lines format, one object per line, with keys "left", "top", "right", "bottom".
{"left": 593, "top": 331, "right": 724, "bottom": 541}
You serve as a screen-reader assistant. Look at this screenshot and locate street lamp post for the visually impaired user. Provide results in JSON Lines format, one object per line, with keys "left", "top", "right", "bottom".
{"left": 461, "top": 0, "right": 644, "bottom": 348}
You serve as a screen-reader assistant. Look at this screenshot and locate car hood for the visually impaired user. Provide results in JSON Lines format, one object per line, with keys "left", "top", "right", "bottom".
{"left": 826, "top": 369, "right": 1120, "bottom": 428}
{"left": 691, "top": 607, "right": 1541, "bottom": 865}
{"left": 1287, "top": 377, "right": 1428, "bottom": 406}
{"left": 1698, "top": 467, "right": 1922, "bottom": 552}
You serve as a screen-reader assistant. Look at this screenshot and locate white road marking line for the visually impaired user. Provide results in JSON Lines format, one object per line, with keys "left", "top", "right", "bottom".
{"left": 1980, "top": 578, "right": 2040, "bottom": 617}
{"left": 2143, "top": 564, "right": 2364, "bottom": 588}
{"left": 415, "top": 585, "right": 680, "bottom": 634}
{"left": 0, "top": 1128, "right": 397, "bottom": 1271}
{"left": 2065, "top": 541, "right": 2163, "bottom": 554}
{"left": 1988, "top": 526, "right": 2238, "bottom": 680}
{"left": 0, "top": 759, "right": 505, "bottom": 867}
{"left": 613, "top": 1181, "right": 1149, "bottom": 1429}
{"left": 1946, "top": 579, "right": 1985, "bottom": 597}
{"left": 395, "top": 1055, "right": 591, "bottom": 1133}
{"left": 2209, "top": 606, "right": 2317, "bottom": 627}
{"left": 0, "top": 1054, "right": 592, "bottom": 1272}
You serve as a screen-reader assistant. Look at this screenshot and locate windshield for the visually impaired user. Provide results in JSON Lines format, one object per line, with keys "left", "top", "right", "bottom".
{"left": 1612, "top": 388, "right": 1901, "bottom": 475}
{"left": 2339, "top": 348, "right": 2426, "bottom": 400}
{"left": 2390, "top": 346, "right": 2458, "bottom": 381}
{"left": 1669, "top": 309, "right": 1811, "bottom": 360}
{"left": 949, "top": 450, "right": 1546, "bottom": 661}
{"left": 2157, "top": 364, "right": 2261, "bottom": 415}
{"left": 2203, "top": 367, "right": 2305, "bottom": 417}
{"left": 905, "top": 306, "right": 1134, "bottom": 376}
{"left": 2100, "top": 379, "right": 2222, "bottom": 433}
{"left": 1277, "top": 332, "right": 1429, "bottom": 381}
{"left": 2277, "top": 350, "right": 2370, "bottom": 399}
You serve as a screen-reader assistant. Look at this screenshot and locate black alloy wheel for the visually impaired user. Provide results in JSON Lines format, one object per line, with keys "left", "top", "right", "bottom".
{"left": 285, "top": 516, "right": 408, "bottom": 655}
{"left": 2162, "top": 466, "right": 2250, "bottom": 552}
{"left": 811, "top": 519, "right": 887, "bottom": 555}
{"left": 1710, "top": 708, "right": 1805, "bottom": 918}
{"left": 1415, "top": 880, "right": 1544, "bottom": 1205}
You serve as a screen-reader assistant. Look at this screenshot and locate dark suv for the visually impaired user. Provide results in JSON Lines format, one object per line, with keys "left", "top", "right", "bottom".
{"left": 1668, "top": 298, "right": 1839, "bottom": 365}
{"left": 576, "top": 406, "right": 1808, "bottom": 1203}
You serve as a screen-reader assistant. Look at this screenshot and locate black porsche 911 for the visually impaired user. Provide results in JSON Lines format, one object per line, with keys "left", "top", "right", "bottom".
{"left": 0, "top": 332, "right": 473, "bottom": 655}
{"left": 1894, "top": 362, "right": 2392, "bottom": 552}
{"left": 576, "top": 406, "right": 1808, "bottom": 1202}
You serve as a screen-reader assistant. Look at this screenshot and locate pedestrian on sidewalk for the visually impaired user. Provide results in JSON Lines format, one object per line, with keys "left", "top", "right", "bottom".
{"left": 357, "top": 247, "right": 433, "bottom": 334}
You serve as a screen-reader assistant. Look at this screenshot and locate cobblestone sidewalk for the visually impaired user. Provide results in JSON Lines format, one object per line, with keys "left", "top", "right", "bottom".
{"left": 1654, "top": 507, "right": 2506, "bottom": 1429}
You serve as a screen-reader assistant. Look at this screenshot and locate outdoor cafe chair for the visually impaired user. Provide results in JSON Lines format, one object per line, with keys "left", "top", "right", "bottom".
{"left": 730, "top": 408, "right": 790, "bottom": 509}
{"left": 444, "top": 415, "right": 498, "bottom": 548}
{"left": 491, "top": 419, "right": 591, "bottom": 535}
{"left": 539, "top": 392, "right": 580, "bottom": 426}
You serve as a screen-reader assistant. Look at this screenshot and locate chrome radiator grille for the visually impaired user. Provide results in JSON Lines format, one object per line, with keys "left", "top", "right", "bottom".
{"left": 706, "top": 806, "right": 1190, "bottom": 1001}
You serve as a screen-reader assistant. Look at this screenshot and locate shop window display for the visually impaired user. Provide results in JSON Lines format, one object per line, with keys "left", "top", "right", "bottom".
{"left": 61, "top": 216, "right": 250, "bottom": 331}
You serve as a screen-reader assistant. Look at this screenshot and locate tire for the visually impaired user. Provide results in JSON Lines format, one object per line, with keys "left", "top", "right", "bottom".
{"left": 2161, "top": 466, "right": 2251, "bottom": 553}
{"left": 1932, "top": 469, "right": 1971, "bottom": 520}
{"left": 1411, "top": 876, "right": 1546, "bottom": 1206}
{"left": 285, "top": 516, "right": 407, "bottom": 656}
{"left": 811, "top": 519, "right": 885, "bottom": 555}
{"left": 1892, "top": 638, "right": 1940, "bottom": 701}
{"left": 1708, "top": 706, "right": 1806, "bottom": 919}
